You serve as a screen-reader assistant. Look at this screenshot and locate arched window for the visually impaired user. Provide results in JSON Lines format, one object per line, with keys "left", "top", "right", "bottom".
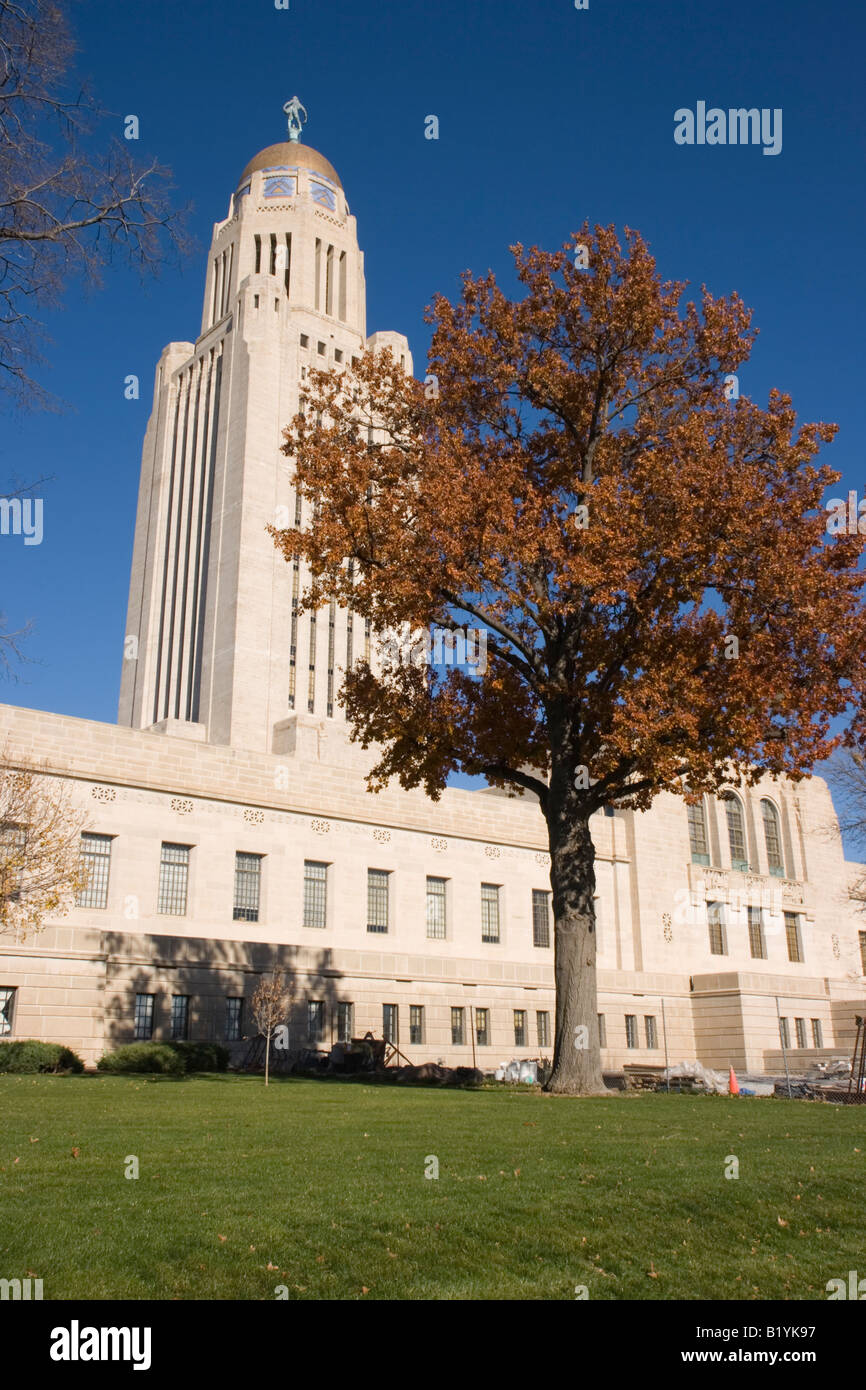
{"left": 761, "top": 799, "right": 784, "bottom": 877}
{"left": 686, "top": 799, "right": 710, "bottom": 865}
{"left": 723, "top": 793, "right": 749, "bottom": 872}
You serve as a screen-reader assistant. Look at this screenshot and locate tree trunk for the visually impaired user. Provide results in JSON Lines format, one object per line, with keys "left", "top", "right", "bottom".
{"left": 544, "top": 811, "right": 609, "bottom": 1096}
{"left": 265, "top": 1032, "right": 270, "bottom": 1087}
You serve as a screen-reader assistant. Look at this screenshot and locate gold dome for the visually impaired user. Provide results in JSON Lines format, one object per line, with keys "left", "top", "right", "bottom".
{"left": 239, "top": 142, "right": 342, "bottom": 189}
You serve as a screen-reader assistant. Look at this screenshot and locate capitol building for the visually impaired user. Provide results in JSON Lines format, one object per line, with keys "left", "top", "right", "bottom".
{"left": 2, "top": 112, "right": 865, "bottom": 1074}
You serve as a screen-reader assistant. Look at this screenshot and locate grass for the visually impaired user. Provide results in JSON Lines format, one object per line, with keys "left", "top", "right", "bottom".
{"left": 0, "top": 1073, "right": 863, "bottom": 1300}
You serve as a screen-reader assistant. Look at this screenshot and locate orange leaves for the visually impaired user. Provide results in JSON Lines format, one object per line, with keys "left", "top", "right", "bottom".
{"left": 271, "top": 224, "right": 863, "bottom": 815}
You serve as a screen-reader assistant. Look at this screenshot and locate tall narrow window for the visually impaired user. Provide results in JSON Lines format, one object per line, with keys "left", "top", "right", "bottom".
{"left": 811, "top": 1018, "right": 823, "bottom": 1048}
{"left": 645, "top": 1015, "right": 658, "bottom": 1049}
{"left": 269, "top": 233, "right": 277, "bottom": 277}
{"left": 532, "top": 889, "right": 551, "bottom": 947}
{"left": 77, "top": 833, "right": 112, "bottom": 909}
{"left": 303, "top": 861, "right": 328, "bottom": 929}
{"left": 687, "top": 799, "right": 710, "bottom": 865}
{"left": 761, "top": 799, "right": 784, "bottom": 877}
{"left": 134, "top": 993, "right": 155, "bottom": 1041}
{"left": 338, "top": 250, "right": 347, "bottom": 320}
{"left": 233, "top": 852, "right": 262, "bottom": 922}
{"left": 475, "top": 1007, "right": 490, "bottom": 1047}
{"left": 410, "top": 1005, "right": 424, "bottom": 1046}
{"left": 481, "top": 883, "right": 500, "bottom": 943}
{"left": 513, "top": 1010, "right": 527, "bottom": 1046}
{"left": 426, "top": 876, "right": 447, "bottom": 939}
{"left": 283, "top": 232, "right": 292, "bottom": 296}
{"left": 314, "top": 238, "right": 322, "bottom": 310}
{"left": 537, "top": 1011, "right": 550, "bottom": 1047}
{"left": 254, "top": 233, "right": 262, "bottom": 274}
{"left": 785, "top": 912, "right": 803, "bottom": 963}
{"left": 0, "top": 986, "right": 15, "bottom": 1036}
{"left": 325, "top": 243, "right": 334, "bottom": 315}
{"left": 308, "top": 1001, "right": 325, "bottom": 1043}
{"left": 779, "top": 1016, "right": 790, "bottom": 1049}
{"left": 383, "top": 1003, "right": 398, "bottom": 1044}
{"left": 451, "top": 1007, "right": 465, "bottom": 1046}
{"left": 171, "top": 995, "right": 190, "bottom": 1041}
{"left": 598, "top": 1013, "right": 607, "bottom": 1048}
{"left": 795, "top": 1017, "right": 807, "bottom": 1049}
{"left": 723, "top": 794, "right": 749, "bottom": 872}
{"left": 158, "top": 843, "right": 190, "bottom": 916}
{"left": 748, "top": 906, "right": 766, "bottom": 959}
{"left": 337, "top": 1002, "right": 354, "bottom": 1043}
{"left": 707, "top": 901, "right": 726, "bottom": 955}
{"left": 326, "top": 599, "right": 336, "bottom": 717}
{"left": 367, "top": 869, "right": 390, "bottom": 933}
{"left": 307, "top": 606, "right": 317, "bottom": 713}
{"left": 625, "top": 1014, "right": 638, "bottom": 1048}
{"left": 225, "top": 997, "right": 243, "bottom": 1042}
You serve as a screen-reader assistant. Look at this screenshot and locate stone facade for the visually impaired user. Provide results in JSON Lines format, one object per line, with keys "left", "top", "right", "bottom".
{"left": 3, "top": 128, "right": 865, "bottom": 1073}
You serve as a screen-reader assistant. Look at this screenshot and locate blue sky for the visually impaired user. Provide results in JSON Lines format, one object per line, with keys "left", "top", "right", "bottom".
{"left": 2, "top": 0, "right": 864, "bottom": 831}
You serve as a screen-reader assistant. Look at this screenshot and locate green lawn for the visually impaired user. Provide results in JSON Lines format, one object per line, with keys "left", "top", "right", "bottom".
{"left": 0, "top": 1074, "right": 862, "bottom": 1300}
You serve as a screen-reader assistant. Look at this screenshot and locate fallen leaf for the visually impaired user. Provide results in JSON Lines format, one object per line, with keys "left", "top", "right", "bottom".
{"left": 218, "top": 1234, "right": 227, "bottom": 1243}
{"left": 648, "top": 1262, "right": 659, "bottom": 1278}
{"left": 361, "top": 1286, "right": 369, "bottom": 1295}
{"left": 777, "top": 1217, "right": 788, "bottom": 1227}
{"left": 267, "top": 1262, "right": 278, "bottom": 1271}
{"left": 70, "top": 1148, "right": 79, "bottom": 1158}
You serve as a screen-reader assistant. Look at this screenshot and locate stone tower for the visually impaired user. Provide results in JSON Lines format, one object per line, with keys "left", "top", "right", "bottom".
{"left": 118, "top": 113, "right": 412, "bottom": 752}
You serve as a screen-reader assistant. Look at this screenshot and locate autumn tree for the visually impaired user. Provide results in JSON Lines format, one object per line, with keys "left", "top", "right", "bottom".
{"left": 273, "top": 224, "right": 866, "bottom": 1096}
{"left": 250, "top": 969, "right": 292, "bottom": 1086}
{"left": 0, "top": 755, "right": 86, "bottom": 938}
{"left": 0, "top": 0, "right": 187, "bottom": 408}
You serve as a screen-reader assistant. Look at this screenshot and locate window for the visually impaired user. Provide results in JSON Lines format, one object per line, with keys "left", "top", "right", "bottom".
{"left": 514, "top": 1010, "right": 527, "bottom": 1046}
{"left": 645, "top": 1015, "right": 658, "bottom": 1049}
{"left": 158, "top": 843, "right": 190, "bottom": 915}
{"left": 171, "top": 995, "right": 190, "bottom": 1041}
{"left": 761, "top": 799, "right": 784, "bottom": 877}
{"left": 779, "top": 1016, "right": 790, "bottom": 1050}
{"left": 785, "top": 912, "right": 803, "bottom": 964}
{"left": 811, "top": 1018, "right": 823, "bottom": 1048}
{"left": 303, "top": 860, "right": 328, "bottom": 929}
{"left": 707, "top": 901, "right": 727, "bottom": 956}
{"left": 861, "top": 932, "right": 866, "bottom": 975}
{"left": 451, "top": 1007, "right": 465, "bottom": 1046}
{"left": 254, "top": 234, "right": 262, "bottom": 274}
{"left": 367, "top": 869, "right": 390, "bottom": 933}
{"left": 598, "top": 1013, "right": 607, "bottom": 1048}
{"left": 0, "top": 822, "right": 25, "bottom": 901}
{"left": 383, "top": 1003, "right": 398, "bottom": 1044}
{"left": 481, "top": 883, "right": 500, "bottom": 943}
{"left": 795, "top": 1017, "right": 807, "bottom": 1049}
{"left": 748, "top": 906, "right": 766, "bottom": 959}
{"left": 233, "top": 852, "right": 262, "bottom": 922}
{"left": 687, "top": 799, "right": 710, "bottom": 865}
{"left": 337, "top": 1002, "right": 354, "bottom": 1043}
{"left": 134, "top": 993, "right": 155, "bottom": 1041}
{"left": 77, "top": 833, "right": 112, "bottom": 909}
{"left": 0, "top": 986, "right": 16, "bottom": 1036}
{"left": 225, "top": 997, "right": 243, "bottom": 1042}
{"left": 723, "top": 794, "right": 749, "bottom": 871}
{"left": 334, "top": 349, "right": 343, "bottom": 363}
{"left": 532, "top": 889, "right": 551, "bottom": 947}
{"left": 300, "top": 333, "right": 309, "bottom": 348}
{"left": 603, "top": 804, "right": 615, "bottom": 818}
{"left": 426, "top": 876, "right": 447, "bottom": 939}
{"left": 410, "top": 1005, "right": 424, "bottom": 1046}
{"left": 308, "top": 1001, "right": 325, "bottom": 1044}
{"left": 537, "top": 1011, "right": 550, "bottom": 1047}
{"left": 625, "top": 1014, "right": 638, "bottom": 1048}
{"left": 317, "top": 340, "right": 326, "bottom": 356}
{"left": 475, "top": 1007, "right": 490, "bottom": 1047}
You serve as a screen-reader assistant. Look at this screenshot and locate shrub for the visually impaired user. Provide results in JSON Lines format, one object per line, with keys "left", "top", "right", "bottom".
{"left": 0, "top": 1040, "right": 84, "bottom": 1073}
{"left": 96, "top": 1043, "right": 184, "bottom": 1075}
{"left": 165, "top": 1041, "right": 229, "bottom": 1073}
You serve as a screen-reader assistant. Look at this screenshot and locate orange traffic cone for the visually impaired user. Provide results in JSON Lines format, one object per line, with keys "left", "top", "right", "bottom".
{"left": 728, "top": 1065, "right": 740, "bottom": 1096}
